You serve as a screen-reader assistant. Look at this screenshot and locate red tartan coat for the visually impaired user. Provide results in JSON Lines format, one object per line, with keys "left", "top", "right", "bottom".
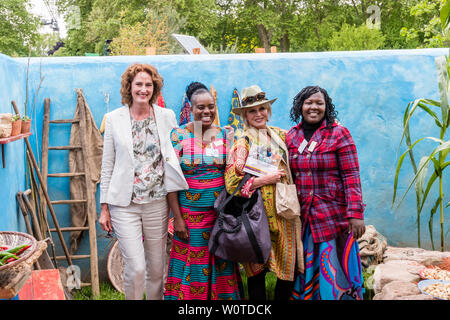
{"left": 286, "top": 120, "right": 366, "bottom": 243}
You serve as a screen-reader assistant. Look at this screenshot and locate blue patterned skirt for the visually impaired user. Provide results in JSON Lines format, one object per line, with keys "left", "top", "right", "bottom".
{"left": 292, "top": 223, "right": 365, "bottom": 300}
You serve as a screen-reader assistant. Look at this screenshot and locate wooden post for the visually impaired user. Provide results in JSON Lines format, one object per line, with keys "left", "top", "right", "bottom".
{"left": 255, "top": 47, "right": 265, "bottom": 53}
{"left": 270, "top": 46, "right": 277, "bottom": 53}
{"left": 16, "top": 191, "right": 41, "bottom": 270}
{"left": 40, "top": 98, "right": 50, "bottom": 237}
{"left": 192, "top": 48, "right": 200, "bottom": 54}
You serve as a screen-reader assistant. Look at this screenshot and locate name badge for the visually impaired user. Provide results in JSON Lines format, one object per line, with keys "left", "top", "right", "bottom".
{"left": 205, "top": 147, "right": 219, "bottom": 157}
{"left": 213, "top": 140, "right": 223, "bottom": 147}
{"left": 308, "top": 141, "right": 317, "bottom": 152}
{"left": 298, "top": 139, "right": 308, "bottom": 154}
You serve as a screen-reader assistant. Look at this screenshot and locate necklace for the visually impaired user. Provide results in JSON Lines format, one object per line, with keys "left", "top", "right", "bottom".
{"left": 130, "top": 104, "right": 153, "bottom": 121}
{"left": 186, "top": 123, "right": 218, "bottom": 149}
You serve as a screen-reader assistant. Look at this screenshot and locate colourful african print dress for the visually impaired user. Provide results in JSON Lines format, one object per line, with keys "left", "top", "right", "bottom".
{"left": 291, "top": 222, "right": 365, "bottom": 300}
{"left": 164, "top": 125, "right": 243, "bottom": 300}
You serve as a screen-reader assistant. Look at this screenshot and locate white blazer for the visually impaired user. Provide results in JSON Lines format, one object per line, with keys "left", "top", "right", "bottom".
{"left": 100, "top": 105, "right": 188, "bottom": 207}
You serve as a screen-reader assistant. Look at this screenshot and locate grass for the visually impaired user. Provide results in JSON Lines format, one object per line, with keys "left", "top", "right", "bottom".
{"left": 362, "top": 266, "right": 375, "bottom": 300}
{"left": 73, "top": 270, "right": 277, "bottom": 300}
{"left": 73, "top": 282, "right": 125, "bottom": 300}
{"left": 74, "top": 269, "right": 373, "bottom": 300}
{"left": 240, "top": 270, "right": 277, "bottom": 300}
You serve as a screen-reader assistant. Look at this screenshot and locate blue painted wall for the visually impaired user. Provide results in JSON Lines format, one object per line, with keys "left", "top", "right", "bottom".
{"left": 0, "top": 54, "right": 28, "bottom": 233}
{"left": 1, "top": 49, "right": 448, "bottom": 280}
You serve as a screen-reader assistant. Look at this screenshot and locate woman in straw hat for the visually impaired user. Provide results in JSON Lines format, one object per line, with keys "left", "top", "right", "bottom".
{"left": 224, "top": 85, "right": 304, "bottom": 300}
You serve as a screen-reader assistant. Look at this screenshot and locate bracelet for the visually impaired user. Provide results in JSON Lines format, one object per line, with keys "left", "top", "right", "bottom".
{"left": 241, "top": 176, "right": 256, "bottom": 198}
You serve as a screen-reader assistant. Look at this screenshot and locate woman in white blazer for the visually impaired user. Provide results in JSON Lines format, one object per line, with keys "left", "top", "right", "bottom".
{"left": 99, "top": 63, "right": 188, "bottom": 300}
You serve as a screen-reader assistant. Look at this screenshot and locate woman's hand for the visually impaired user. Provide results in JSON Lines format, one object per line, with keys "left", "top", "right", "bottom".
{"left": 252, "top": 170, "right": 286, "bottom": 189}
{"left": 348, "top": 218, "right": 365, "bottom": 240}
{"left": 174, "top": 218, "right": 189, "bottom": 241}
{"left": 99, "top": 204, "right": 112, "bottom": 232}
{"left": 167, "top": 192, "right": 188, "bottom": 241}
{"left": 223, "top": 125, "right": 235, "bottom": 141}
{"left": 264, "top": 170, "right": 286, "bottom": 185}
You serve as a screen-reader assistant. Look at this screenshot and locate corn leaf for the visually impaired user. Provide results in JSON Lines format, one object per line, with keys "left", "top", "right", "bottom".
{"left": 392, "top": 136, "right": 443, "bottom": 206}
{"left": 435, "top": 56, "right": 449, "bottom": 127}
{"left": 395, "top": 140, "right": 450, "bottom": 209}
{"left": 420, "top": 161, "right": 450, "bottom": 213}
{"left": 440, "top": 0, "right": 450, "bottom": 28}
{"left": 415, "top": 156, "right": 429, "bottom": 205}
{"left": 428, "top": 197, "right": 441, "bottom": 251}
{"left": 397, "top": 99, "right": 443, "bottom": 159}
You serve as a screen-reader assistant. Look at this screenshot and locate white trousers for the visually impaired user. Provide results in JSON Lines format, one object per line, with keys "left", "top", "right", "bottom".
{"left": 109, "top": 199, "right": 169, "bottom": 300}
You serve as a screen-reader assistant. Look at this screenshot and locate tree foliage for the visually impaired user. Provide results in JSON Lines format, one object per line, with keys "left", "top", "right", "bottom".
{"left": 400, "top": 0, "right": 449, "bottom": 48}
{"left": 109, "top": 9, "right": 180, "bottom": 55}
{"left": 0, "top": 0, "right": 41, "bottom": 57}
{"left": 329, "top": 24, "right": 385, "bottom": 51}
{"left": 54, "top": 0, "right": 185, "bottom": 55}
{"left": 45, "top": 0, "right": 446, "bottom": 56}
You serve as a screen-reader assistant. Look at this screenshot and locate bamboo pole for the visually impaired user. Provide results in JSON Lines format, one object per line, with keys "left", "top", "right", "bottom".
{"left": 40, "top": 98, "right": 50, "bottom": 237}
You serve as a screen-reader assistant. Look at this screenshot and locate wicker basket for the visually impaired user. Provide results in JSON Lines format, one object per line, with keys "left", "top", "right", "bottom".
{"left": 106, "top": 235, "right": 173, "bottom": 295}
{"left": 0, "top": 231, "right": 37, "bottom": 272}
{"left": 106, "top": 239, "right": 124, "bottom": 293}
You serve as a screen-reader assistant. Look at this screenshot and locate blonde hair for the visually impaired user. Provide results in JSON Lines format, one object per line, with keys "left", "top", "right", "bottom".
{"left": 242, "top": 103, "right": 272, "bottom": 129}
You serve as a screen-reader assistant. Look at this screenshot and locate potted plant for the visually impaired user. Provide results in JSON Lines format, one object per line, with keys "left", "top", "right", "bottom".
{"left": 10, "top": 114, "right": 22, "bottom": 136}
{"left": 21, "top": 115, "right": 31, "bottom": 134}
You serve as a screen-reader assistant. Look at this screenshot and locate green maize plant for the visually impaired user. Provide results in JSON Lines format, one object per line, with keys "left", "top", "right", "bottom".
{"left": 392, "top": 54, "right": 450, "bottom": 252}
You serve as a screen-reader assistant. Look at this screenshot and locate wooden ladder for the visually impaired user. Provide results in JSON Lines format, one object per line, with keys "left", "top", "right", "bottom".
{"left": 41, "top": 94, "right": 100, "bottom": 297}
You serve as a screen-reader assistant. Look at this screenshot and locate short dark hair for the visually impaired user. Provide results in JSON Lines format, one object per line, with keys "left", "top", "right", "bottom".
{"left": 290, "top": 86, "right": 338, "bottom": 127}
{"left": 186, "top": 81, "right": 212, "bottom": 104}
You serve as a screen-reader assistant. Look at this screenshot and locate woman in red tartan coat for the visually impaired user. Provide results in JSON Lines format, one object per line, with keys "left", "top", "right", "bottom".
{"left": 286, "top": 86, "right": 366, "bottom": 300}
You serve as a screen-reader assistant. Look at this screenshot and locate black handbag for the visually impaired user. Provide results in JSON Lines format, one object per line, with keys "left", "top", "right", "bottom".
{"left": 208, "top": 174, "right": 271, "bottom": 264}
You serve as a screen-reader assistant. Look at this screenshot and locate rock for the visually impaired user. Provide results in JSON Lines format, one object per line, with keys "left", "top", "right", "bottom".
{"left": 395, "top": 294, "right": 435, "bottom": 300}
{"left": 383, "top": 246, "right": 450, "bottom": 266}
{"left": 368, "top": 246, "right": 450, "bottom": 300}
{"left": 373, "top": 260, "right": 423, "bottom": 294}
{"left": 372, "top": 281, "right": 421, "bottom": 300}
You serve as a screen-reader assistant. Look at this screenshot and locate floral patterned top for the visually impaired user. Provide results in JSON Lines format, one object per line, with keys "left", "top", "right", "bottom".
{"left": 131, "top": 115, "right": 167, "bottom": 204}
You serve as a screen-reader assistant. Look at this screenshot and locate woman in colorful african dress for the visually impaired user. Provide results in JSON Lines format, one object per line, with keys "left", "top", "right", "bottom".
{"left": 224, "top": 85, "right": 304, "bottom": 300}
{"left": 287, "top": 86, "right": 366, "bottom": 300}
{"left": 164, "top": 82, "right": 243, "bottom": 300}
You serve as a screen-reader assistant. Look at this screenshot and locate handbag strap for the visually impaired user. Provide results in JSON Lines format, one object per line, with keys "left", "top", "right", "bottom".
{"left": 217, "top": 173, "right": 252, "bottom": 212}
{"left": 210, "top": 174, "right": 253, "bottom": 257}
{"left": 240, "top": 198, "right": 265, "bottom": 264}
{"left": 283, "top": 159, "right": 295, "bottom": 185}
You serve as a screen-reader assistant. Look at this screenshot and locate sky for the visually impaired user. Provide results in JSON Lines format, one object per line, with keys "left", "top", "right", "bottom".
{"left": 29, "top": 0, "right": 67, "bottom": 37}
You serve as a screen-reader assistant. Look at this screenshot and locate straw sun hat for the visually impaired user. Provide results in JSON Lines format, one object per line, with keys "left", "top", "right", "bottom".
{"left": 232, "top": 85, "right": 277, "bottom": 115}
